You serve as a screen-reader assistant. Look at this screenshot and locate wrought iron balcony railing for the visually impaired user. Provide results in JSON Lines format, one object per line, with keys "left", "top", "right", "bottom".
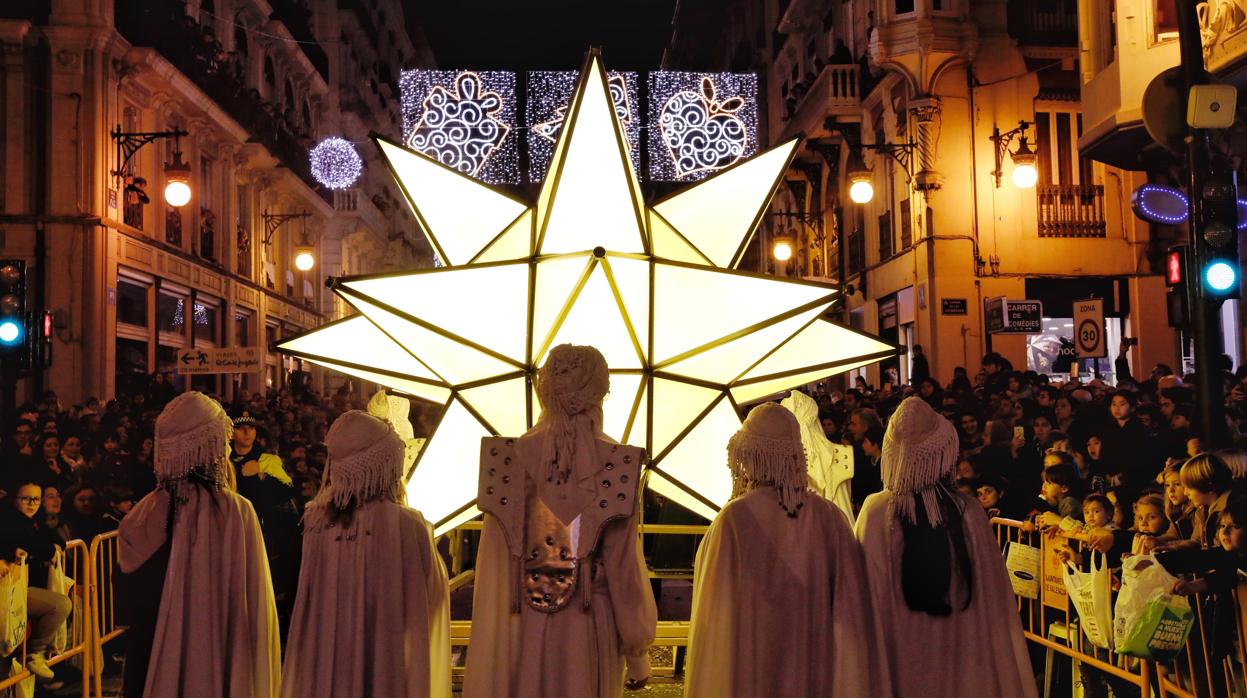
{"left": 1037, "top": 184, "right": 1106, "bottom": 238}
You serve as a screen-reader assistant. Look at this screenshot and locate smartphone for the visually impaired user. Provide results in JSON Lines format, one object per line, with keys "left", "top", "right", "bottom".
{"left": 1013, "top": 426, "right": 1025, "bottom": 440}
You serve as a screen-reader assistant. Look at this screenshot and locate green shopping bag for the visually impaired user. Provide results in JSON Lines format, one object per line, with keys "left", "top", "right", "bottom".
{"left": 1117, "top": 592, "right": 1195, "bottom": 661}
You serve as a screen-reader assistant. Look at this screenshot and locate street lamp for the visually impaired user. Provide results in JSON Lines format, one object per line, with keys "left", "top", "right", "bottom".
{"left": 110, "top": 126, "right": 194, "bottom": 207}
{"left": 294, "top": 245, "right": 316, "bottom": 271}
{"left": 163, "top": 150, "right": 192, "bottom": 207}
{"left": 990, "top": 120, "right": 1038, "bottom": 189}
{"left": 845, "top": 139, "right": 917, "bottom": 205}
{"left": 772, "top": 233, "right": 794, "bottom": 261}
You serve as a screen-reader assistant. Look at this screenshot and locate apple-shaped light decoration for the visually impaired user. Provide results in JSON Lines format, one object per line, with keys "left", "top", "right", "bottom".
{"left": 310, "top": 137, "right": 363, "bottom": 190}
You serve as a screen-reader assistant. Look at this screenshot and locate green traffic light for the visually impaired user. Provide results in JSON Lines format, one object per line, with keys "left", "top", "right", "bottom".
{"left": 1205, "top": 261, "right": 1238, "bottom": 293}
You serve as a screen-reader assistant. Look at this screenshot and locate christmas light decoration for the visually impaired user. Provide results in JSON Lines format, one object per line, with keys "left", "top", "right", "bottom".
{"left": 279, "top": 53, "right": 894, "bottom": 535}
{"left": 309, "top": 137, "right": 363, "bottom": 190}
{"left": 648, "top": 71, "right": 757, "bottom": 182}
{"left": 399, "top": 69, "right": 520, "bottom": 184}
{"left": 1130, "top": 184, "right": 1189, "bottom": 225}
{"left": 527, "top": 70, "right": 639, "bottom": 182}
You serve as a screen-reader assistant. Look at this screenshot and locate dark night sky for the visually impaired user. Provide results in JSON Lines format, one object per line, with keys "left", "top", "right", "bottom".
{"left": 404, "top": 0, "right": 678, "bottom": 71}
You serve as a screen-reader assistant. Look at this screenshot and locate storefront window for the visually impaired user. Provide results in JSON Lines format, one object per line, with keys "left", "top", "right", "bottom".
{"left": 235, "top": 310, "right": 252, "bottom": 347}
{"left": 156, "top": 345, "right": 187, "bottom": 392}
{"left": 193, "top": 301, "right": 219, "bottom": 344}
{"left": 156, "top": 293, "right": 185, "bottom": 334}
{"left": 115, "top": 337, "right": 148, "bottom": 397}
{"left": 116, "top": 279, "right": 149, "bottom": 327}
{"left": 1026, "top": 317, "right": 1120, "bottom": 382}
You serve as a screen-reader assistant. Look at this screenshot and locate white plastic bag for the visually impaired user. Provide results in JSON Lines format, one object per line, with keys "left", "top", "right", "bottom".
{"left": 1005, "top": 541, "right": 1041, "bottom": 599}
{"left": 1063, "top": 551, "right": 1113, "bottom": 648}
{"left": 3, "top": 657, "right": 34, "bottom": 698}
{"left": 45, "top": 548, "right": 74, "bottom": 654}
{"left": 1113, "top": 553, "right": 1190, "bottom": 658}
{"left": 0, "top": 557, "right": 27, "bottom": 657}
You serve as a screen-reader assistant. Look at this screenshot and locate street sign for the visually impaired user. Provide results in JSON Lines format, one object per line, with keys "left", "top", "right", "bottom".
{"left": 175, "top": 346, "right": 263, "bottom": 375}
{"left": 985, "top": 297, "right": 1043, "bottom": 334}
{"left": 941, "top": 298, "right": 967, "bottom": 315}
{"left": 1073, "top": 298, "right": 1106, "bottom": 358}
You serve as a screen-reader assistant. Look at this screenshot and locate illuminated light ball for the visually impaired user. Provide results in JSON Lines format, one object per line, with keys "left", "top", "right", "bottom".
{"left": 772, "top": 240, "right": 793, "bottom": 261}
{"left": 0, "top": 320, "right": 21, "bottom": 345}
{"left": 1012, "top": 162, "right": 1039, "bottom": 189}
{"left": 849, "top": 179, "right": 874, "bottom": 204}
{"left": 164, "top": 179, "right": 192, "bottom": 208}
{"left": 294, "top": 247, "right": 315, "bottom": 271}
{"left": 309, "top": 137, "right": 363, "bottom": 190}
{"left": 1205, "top": 261, "right": 1237, "bottom": 292}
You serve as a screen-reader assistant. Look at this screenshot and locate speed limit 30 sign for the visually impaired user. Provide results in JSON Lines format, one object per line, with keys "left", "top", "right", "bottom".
{"left": 1073, "top": 299, "right": 1106, "bottom": 358}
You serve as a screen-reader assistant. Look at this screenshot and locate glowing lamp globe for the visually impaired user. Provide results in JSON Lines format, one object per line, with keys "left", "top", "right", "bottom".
{"left": 0, "top": 320, "right": 21, "bottom": 345}
{"left": 849, "top": 177, "right": 874, "bottom": 204}
{"left": 1205, "top": 261, "right": 1237, "bottom": 292}
{"left": 163, "top": 153, "right": 192, "bottom": 207}
{"left": 772, "top": 238, "right": 793, "bottom": 261}
{"left": 294, "top": 246, "right": 316, "bottom": 271}
{"left": 1012, "top": 162, "right": 1038, "bottom": 189}
{"left": 310, "top": 137, "right": 363, "bottom": 190}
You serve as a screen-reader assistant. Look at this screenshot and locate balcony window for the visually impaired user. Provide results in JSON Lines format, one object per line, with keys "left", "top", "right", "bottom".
{"left": 878, "top": 211, "right": 894, "bottom": 260}
{"left": 1154, "top": 0, "right": 1179, "bottom": 41}
{"left": 193, "top": 300, "right": 219, "bottom": 344}
{"left": 895, "top": 0, "right": 915, "bottom": 14}
{"left": 235, "top": 309, "right": 252, "bottom": 347}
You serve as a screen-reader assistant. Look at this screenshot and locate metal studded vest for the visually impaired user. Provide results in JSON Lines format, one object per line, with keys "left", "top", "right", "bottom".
{"left": 478, "top": 436, "right": 644, "bottom": 614}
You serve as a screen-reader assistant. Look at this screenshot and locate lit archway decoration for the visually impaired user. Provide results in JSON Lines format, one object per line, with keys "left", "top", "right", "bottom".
{"left": 278, "top": 51, "right": 897, "bottom": 535}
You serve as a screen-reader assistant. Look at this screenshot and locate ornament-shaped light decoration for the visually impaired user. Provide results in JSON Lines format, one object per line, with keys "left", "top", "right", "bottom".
{"left": 309, "top": 137, "right": 363, "bottom": 190}
{"left": 279, "top": 52, "right": 897, "bottom": 536}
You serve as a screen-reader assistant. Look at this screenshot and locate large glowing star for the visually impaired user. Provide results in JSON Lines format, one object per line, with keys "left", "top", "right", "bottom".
{"left": 278, "top": 51, "right": 896, "bottom": 536}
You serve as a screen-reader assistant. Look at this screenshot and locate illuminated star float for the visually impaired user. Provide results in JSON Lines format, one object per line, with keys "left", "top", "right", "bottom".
{"left": 277, "top": 51, "right": 897, "bottom": 536}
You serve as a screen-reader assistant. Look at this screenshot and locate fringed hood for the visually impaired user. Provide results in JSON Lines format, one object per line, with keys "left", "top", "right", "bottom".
{"left": 306, "top": 411, "right": 405, "bottom": 531}
{"left": 533, "top": 344, "right": 609, "bottom": 485}
{"left": 728, "top": 402, "right": 808, "bottom": 517}
{"left": 881, "top": 396, "right": 960, "bottom": 527}
{"left": 154, "top": 391, "right": 233, "bottom": 487}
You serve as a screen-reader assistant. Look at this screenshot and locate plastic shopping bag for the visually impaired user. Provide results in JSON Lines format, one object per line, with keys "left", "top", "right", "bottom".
{"left": 0, "top": 557, "right": 27, "bottom": 657}
{"left": 2, "top": 657, "right": 34, "bottom": 698}
{"left": 1005, "top": 541, "right": 1041, "bottom": 599}
{"left": 1113, "top": 554, "right": 1194, "bottom": 660}
{"left": 46, "top": 548, "right": 75, "bottom": 654}
{"left": 1063, "top": 551, "right": 1114, "bottom": 649}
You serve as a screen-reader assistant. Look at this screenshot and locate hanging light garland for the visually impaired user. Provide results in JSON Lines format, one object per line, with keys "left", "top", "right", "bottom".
{"left": 309, "top": 136, "right": 363, "bottom": 190}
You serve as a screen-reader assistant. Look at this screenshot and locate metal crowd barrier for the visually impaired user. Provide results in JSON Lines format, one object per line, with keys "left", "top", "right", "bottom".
{"left": 89, "top": 531, "right": 123, "bottom": 698}
{"left": 0, "top": 538, "right": 92, "bottom": 697}
{"left": 991, "top": 518, "right": 1247, "bottom": 698}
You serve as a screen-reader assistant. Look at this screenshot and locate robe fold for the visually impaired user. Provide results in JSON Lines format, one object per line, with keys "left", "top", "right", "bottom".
{"left": 280, "top": 502, "right": 450, "bottom": 698}
{"left": 118, "top": 486, "right": 281, "bottom": 698}
{"left": 856, "top": 490, "right": 1037, "bottom": 698}
{"left": 463, "top": 435, "right": 657, "bottom": 698}
{"left": 684, "top": 489, "right": 889, "bottom": 698}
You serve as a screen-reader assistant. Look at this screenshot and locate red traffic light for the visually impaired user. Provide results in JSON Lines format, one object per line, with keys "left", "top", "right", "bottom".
{"left": 1166, "top": 247, "right": 1186, "bottom": 287}
{"left": 42, "top": 311, "right": 52, "bottom": 338}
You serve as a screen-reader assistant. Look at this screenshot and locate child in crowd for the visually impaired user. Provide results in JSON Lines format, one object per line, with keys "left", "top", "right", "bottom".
{"left": 975, "top": 473, "right": 1027, "bottom": 520}
{"left": 1036, "top": 462, "right": 1084, "bottom": 529}
{"left": 1131, "top": 494, "right": 1175, "bottom": 555}
{"left": 956, "top": 478, "right": 977, "bottom": 499}
{"left": 1160, "top": 459, "right": 1197, "bottom": 540}
{"left": 1081, "top": 494, "right": 1115, "bottom": 531}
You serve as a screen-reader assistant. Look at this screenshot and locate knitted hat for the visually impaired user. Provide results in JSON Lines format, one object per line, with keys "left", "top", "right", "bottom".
{"left": 534, "top": 344, "right": 609, "bottom": 484}
{"left": 323, "top": 410, "right": 405, "bottom": 509}
{"left": 727, "top": 402, "right": 808, "bottom": 516}
{"left": 881, "top": 396, "right": 959, "bottom": 526}
{"left": 154, "top": 391, "right": 233, "bottom": 484}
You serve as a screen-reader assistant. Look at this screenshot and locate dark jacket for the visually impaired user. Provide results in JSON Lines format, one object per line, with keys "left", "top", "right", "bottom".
{"left": 0, "top": 504, "right": 62, "bottom": 587}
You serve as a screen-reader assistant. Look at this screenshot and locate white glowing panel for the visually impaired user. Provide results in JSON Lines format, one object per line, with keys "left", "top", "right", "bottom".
{"left": 625, "top": 382, "right": 649, "bottom": 448}
{"left": 650, "top": 398, "right": 740, "bottom": 519}
{"left": 460, "top": 376, "right": 529, "bottom": 436}
{"left": 649, "top": 212, "right": 711, "bottom": 265}
{"left": 296, "top": 358, "right": 451, "bottom": 405}
{"left": 531, "top": 254, "right": 593, "bottom": 357}
{"left": 378, "top": 139, "right": 527, "bottom": 266}
{"left": 340, "top": 262, "right": 530, "bottom": 360}
{"left": 542, "top": 264, "right": 642, "bottom": 369}
{"left": 652, "top": 262, "right": 833, "bottom": 363}
{"left": 654, "top": 140, "right": 797, "bottom": 268}
{"left": 732, "top": 358, "right": 884, "bottom": 405}
{"left": 538, "top": 57, "right": 647, "bottom": 256}
{"left": 663, "top": 305, "right": 827, "bottom": 384}
{"left": 603, "top": 373, "right": 644, "bottom": 443}
{"left": 399, "top": 70, "right": 519, "bottom": 185}
{"left": 648, "top": 72, "right": 758, "bottom": 182}
{"left": 341, "top": 293, "right": 517, "bottom": 385}
{"left": 279, "top": 316, "right": 440, "bottom": 383}
{"left": 472, "top": 210, "right": 533, "bottom": 263}
{"left": 527, "top": 71, "right": 639, "bottom": 182}
{"left": 602, "top": 256, "right": 650, "bottom": 361}
{"left": 409, "top": 398, "right": 492, "bottom": 535}
{"left": 650, "top": 377, "right": 720, "bottom": 456}
{"left": 729, "top": 320, "right": 896, "bottom": 403}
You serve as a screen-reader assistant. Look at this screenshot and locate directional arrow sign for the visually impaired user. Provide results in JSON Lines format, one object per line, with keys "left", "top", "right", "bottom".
{"left": 175, "top": 346, "right": 264, "bottom": 375}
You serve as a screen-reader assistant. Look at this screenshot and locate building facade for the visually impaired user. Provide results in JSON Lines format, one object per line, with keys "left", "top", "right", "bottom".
{"left": 0, "top": 0, "right": 434, "bottom": 406}
{"left": 664, "top": 0, "right": 1183, "bottom": 387}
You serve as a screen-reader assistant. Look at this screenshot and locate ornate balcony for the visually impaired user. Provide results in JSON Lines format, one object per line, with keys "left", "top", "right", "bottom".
{"left": 1007, "top": 0, "right": 1077, "bottom": 48}
{"left": 781, "top": 63, "right": 861, "bottom": 140}
{"left": 1037, "top": 184, "right": 1106, "bottom": 238}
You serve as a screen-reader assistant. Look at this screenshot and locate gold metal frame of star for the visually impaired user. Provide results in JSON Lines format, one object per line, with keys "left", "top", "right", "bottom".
{"left": 277, "top": 50, "right": 898, "bottom": 536}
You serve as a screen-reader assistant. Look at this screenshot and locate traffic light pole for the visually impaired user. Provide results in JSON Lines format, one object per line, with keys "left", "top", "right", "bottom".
{"left": 1178, "top": 0, "right": 1229, "bottom": 449}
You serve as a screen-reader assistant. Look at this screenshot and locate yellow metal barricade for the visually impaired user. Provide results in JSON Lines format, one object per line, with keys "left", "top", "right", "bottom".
{"left": 89, "top": 531, "right": 124, "bottom": 698}
{"left": 0, "top": 539, "right": 92, "bottom": 697}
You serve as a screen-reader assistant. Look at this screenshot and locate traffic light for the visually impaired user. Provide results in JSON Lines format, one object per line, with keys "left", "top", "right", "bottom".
{"left": 0, "top": 260, "right": 25, "bottom": 354}
{"left": 1166, "top": 245, "right": 1190, "bottom": 327}
{"left": 1198, "top": 174, "right": 1240, "bottom": 300}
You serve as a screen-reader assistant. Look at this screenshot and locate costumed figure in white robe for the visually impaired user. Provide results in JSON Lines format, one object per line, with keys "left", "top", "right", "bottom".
{"left": 855, "top": 397, "right": 1036, "bottom": 698}
{"left": 781, "top": 391, "right": 855, "bottom": 522}
{"left": 281, "top": 410, "right": 451, "bottom": 698}
{"left": 463, "top": 344, "right": 658, "bottom": 698}
{"left": 117, "top": 391, "right": 281, "bottom": 697}
{"left": 684, "top": 402, "right": 888, "bottom": 698}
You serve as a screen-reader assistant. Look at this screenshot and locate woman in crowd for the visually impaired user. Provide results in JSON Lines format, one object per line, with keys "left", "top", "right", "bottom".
{"left": 117, "top": 391, "right": 280, "bottom": 697}
{"left": 282, "top": 411, "right": 449, "bottom": 698}
{"left": 856, "top": 397, "right": 1035, "bottom": 698}
{"left": 685, "top": 403, "right": 885, "bottom": 697}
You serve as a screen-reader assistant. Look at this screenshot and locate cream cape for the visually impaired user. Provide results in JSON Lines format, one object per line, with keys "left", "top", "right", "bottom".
{"left": 280, "top": 501, "right": 450, "bottom": 698}
{"left": 118, "top": 486, "right": 281, "bottom": 698}
{"left": 781, "top": 391, "right": 855, "bottom": 522}
{"left": 855, "top": 490, "right": 1037, "bottom": 698}
{"left": 684, "top": 488, "right": 889, "bottom": 698}
{"left": 462, "top": 433, "right": 657, "bottom": 698}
